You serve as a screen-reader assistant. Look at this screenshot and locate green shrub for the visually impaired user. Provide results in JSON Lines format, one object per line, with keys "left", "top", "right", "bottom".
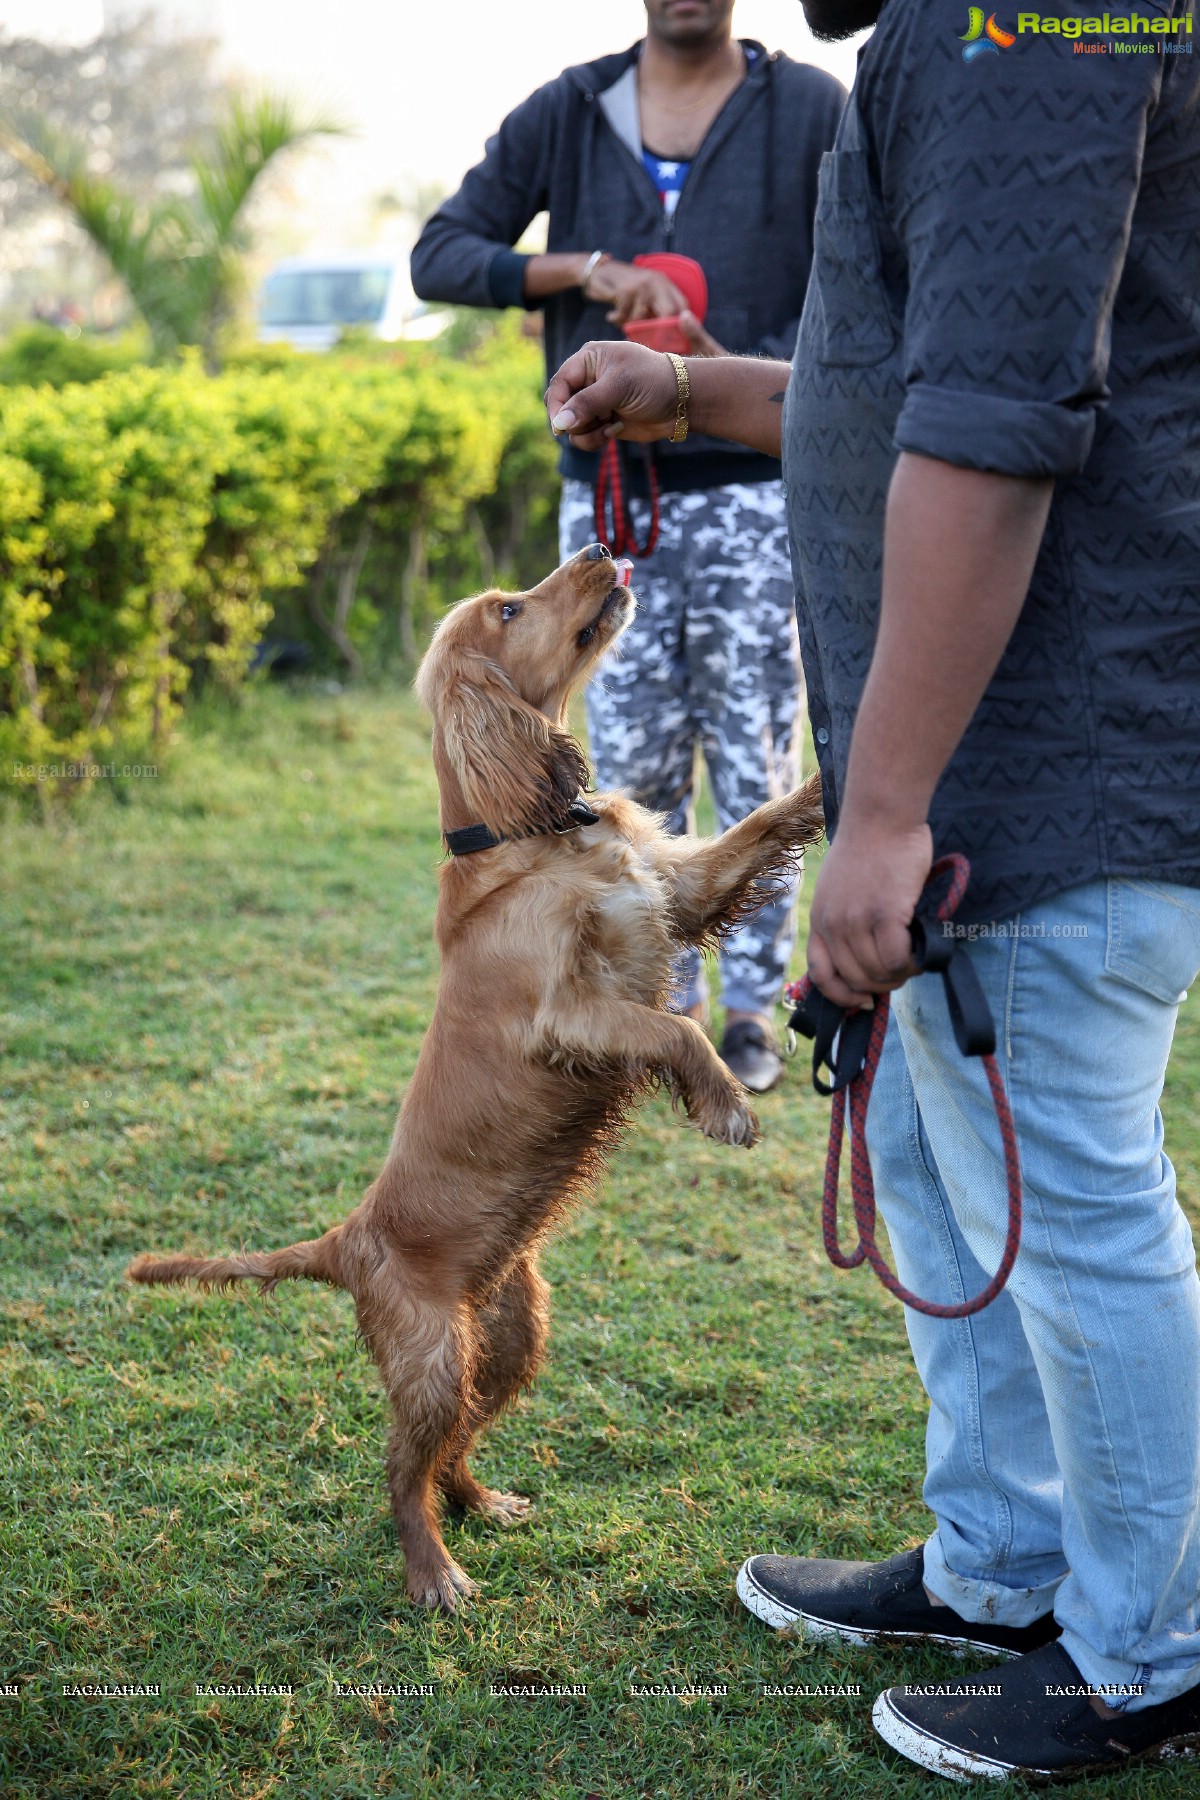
{"left": 0, "top": 324, "right": 147, "bottom": 388}
{"left": 0, "top": 379, "right": 124, "bottom": 779}
{"left": 187, "top": 362, "right": 395, "bottom": 685}
{"left": 288, "top": 322, "right": 559, "bottom": 676}
{"left": 0, "top": 326, "right": 560, "bottom": 796}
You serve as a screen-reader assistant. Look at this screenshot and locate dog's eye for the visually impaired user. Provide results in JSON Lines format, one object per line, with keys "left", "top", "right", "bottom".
{"left": 499, "top": 602, "right": 523, "bottom": 623}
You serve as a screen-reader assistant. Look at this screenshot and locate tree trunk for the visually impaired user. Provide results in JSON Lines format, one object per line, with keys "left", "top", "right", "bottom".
{"left": 398, "top": 516, "right": 427, "bottom": 668}
{"left": 18, "top": 654, "right": 43, "bottom": 723}
{"left": 89, "top": 678, "right": 117, "bottom": 737}
{"left": 332, "top": 515, "right": 370, "bottom": 680}
{"left": 304, "top": 516, "right": 370, "bottom": 680}
{"left": 498, "top": 490, "right": 529, "bottom": 588}
{"left": 150, "top": 592, "right": 182, "bottom": 751}
{"left": 151, "top": 634, "right": 170, "bottom": 751}
{"left": 18, "top": 654, "right": 51, "bottom": 816}
{"left": 467, "top": 505, "right": 496, "bottom": 589}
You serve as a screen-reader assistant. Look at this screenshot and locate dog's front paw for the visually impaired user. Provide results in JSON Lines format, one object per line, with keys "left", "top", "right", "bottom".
{"left": 717, "top": 1094, "right": 761, "bottom": 1148}
{"left": 783, "top": 773, "right": 826, "bottom": 844}
{"left": 407, "top": 1557, "right": 477, "bottom": 1612}
{"left": 692, "top": 1087, "right": 761, "bottom": 1148}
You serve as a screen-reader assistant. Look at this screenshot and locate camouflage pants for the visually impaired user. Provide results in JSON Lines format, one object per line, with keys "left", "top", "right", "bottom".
{"left": 560, "top": 476, "right": 802, "bottom": 1017}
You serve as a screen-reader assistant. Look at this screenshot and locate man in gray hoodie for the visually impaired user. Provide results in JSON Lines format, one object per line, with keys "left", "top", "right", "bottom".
{"left": 411, "top": 1, "right": 844, "bottom": 1092}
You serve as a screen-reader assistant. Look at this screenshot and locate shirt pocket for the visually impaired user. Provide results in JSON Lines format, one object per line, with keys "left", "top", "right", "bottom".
{"left": 799, "top": 150, "right": 896, "bottom": 369}
{"left": 1105, "top": 879, "right": 1200, "bottom": 1006}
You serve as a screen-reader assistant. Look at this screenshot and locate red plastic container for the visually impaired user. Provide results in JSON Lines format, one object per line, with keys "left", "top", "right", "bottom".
{"left": 622, "top": 316, "right": 692, "bottom": 354}
{"left": 621, "top": 253, "right": 707, "bottom": 355}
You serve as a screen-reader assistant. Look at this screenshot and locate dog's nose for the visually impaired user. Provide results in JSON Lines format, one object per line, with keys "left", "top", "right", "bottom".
{"left": 584, "top": 543, "right": 612, "bottom": 562}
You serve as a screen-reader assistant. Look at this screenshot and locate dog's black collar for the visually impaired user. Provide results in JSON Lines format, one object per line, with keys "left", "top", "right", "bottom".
{"left": 444, "top": 821, "right": 504, "bottom": 855}
{"left": 444, "top": 797, "right": 601, "bottom": 857}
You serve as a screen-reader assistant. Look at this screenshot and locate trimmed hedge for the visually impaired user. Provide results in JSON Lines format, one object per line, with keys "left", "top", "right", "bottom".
{"left": 0, "top": 328, "right": 558, "bottom": 794}
{"left": 0, "top": 325, "right": 149, "bottom": 389}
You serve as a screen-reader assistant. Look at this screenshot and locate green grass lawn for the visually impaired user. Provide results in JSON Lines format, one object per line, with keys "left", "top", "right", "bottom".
{"left": 2, "top": 686, "right": 1199, "bottom": 1799}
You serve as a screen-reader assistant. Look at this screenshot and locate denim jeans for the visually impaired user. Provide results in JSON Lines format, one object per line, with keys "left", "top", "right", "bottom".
{"left": 865, "top": 877, "right": 1200, "bottom": 1710}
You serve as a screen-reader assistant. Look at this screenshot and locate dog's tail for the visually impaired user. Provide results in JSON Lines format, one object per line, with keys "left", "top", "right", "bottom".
{"left": 127, "top": 1225, "right": 344, "bottom": 1295}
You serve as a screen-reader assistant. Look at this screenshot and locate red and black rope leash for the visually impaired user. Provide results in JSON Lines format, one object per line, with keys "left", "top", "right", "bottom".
{"left": 595, "top": 440, "right": 660, "bottom": 560}
{"left": 785, "top": 854, "right": 1022, "bottom": 1319}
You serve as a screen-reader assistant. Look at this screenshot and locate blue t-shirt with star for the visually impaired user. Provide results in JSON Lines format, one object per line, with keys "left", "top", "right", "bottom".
{"left": 640, "top": 46, "right": 758, "bottom": 220}
{"left": 641, "top": 150, "right": 690, "bottom": 218}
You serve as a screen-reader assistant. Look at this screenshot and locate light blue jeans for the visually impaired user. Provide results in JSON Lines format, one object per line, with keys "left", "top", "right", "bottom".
{"left": 865, "top": 877, "right": 1200, "bottom": 1711}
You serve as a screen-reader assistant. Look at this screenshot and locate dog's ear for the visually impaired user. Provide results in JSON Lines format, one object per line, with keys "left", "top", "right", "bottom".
{"left": 419, "top": 646, "right": 589, "bottom": 839}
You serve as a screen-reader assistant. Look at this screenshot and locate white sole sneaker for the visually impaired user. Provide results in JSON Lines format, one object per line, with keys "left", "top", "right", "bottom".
{"left": 737, "top": 1557, "right": 883, "bottom": 1642}
{"left": 871, "top": 1688, "right": 1046, "bottom": 1783}
{"left": 735, "top": 1557, "right": 1030, "bottom": 1659}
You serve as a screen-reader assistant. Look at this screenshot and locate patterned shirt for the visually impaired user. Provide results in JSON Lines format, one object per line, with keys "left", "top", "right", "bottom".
{"left": 783, "top": 0, "right": 1200, "bottom": 925}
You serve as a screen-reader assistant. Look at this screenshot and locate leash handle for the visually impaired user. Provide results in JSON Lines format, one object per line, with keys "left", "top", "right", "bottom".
{"left": 909, "top": 854, "right": 995, "bottom": 1058}
{"left": 787, "top": 854, "right": 1022, "bottom": 1319}
{"left": 594, "top": 441, "right": 660, "bottom": 559}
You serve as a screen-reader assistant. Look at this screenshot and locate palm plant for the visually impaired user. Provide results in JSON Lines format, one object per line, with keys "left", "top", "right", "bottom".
{"left": 0, "top": 95, "right": 344, "bottom": 366}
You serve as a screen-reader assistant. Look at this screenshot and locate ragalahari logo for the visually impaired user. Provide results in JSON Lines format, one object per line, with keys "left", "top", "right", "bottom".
{"left": 961, "top": 6, "right": 1018, "bottom": 57}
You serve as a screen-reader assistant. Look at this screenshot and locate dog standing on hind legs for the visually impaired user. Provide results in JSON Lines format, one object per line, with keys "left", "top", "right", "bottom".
{"left": 128, "top": 543, "right": 825, "bottom": 1610}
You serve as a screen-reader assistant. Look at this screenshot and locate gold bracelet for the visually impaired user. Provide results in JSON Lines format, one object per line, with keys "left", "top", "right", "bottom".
{"left": 665, "top": 352, "right": 690, "bottom": 443}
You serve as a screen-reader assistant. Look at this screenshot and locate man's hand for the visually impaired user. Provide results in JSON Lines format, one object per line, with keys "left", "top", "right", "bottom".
{"left": 547, "top": 340, "right": 679, "bottom": 449}
{"left": 679, "top": 309, "right": 726, "bottom": 357}
{"left": 807, "top": 814, "right": 933, "bottom": 1010}
{"left": 546, "top": 344, "right": 791, "bottom": 457}
{"left": 586, "top": 260, "right": 687, "bottom": 325}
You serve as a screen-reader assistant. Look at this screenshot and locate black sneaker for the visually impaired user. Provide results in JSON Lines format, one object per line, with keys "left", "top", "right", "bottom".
{"left": 720, "top": 1020, "right": 784, "bottom": 1093}
{"left": 872, "top": 1639, "right": 1200, "bottom": 1782}
{"left": 737, "top": 1547, "right": 1060, "bottom": 1660}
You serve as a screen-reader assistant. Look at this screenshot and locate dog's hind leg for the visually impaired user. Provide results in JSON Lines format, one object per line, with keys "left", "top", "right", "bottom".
{"left": 363, "top": 1282, "right": 481, "bottom": 1611}
{"left": 439, "top": 1253, "right": 549, "bottom": 1526}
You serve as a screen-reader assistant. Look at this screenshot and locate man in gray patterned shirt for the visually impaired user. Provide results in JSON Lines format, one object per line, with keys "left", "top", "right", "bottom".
{"left": 548, "top": 0, "right": 1200, "bottom": 1779}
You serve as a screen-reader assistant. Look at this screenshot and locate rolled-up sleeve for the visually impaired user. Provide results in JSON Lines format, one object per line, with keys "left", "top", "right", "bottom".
{"left": 870, "top": 1, "right": 1169, "bottom": 478}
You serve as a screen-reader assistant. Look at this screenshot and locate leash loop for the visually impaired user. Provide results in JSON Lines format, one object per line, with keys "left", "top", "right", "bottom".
{"left": 594, "top": 441, "right": 660, "bottom": 560}
{"left": 786, "top": 852, "right": 1022, "bottom": 1319}
{"left": 910, "top": 914, "right": 996, "bottom": 1058}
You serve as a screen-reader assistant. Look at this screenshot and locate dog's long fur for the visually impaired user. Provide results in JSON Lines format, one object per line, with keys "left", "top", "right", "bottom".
{"left": 128, "top": 547, "right": 825, "bottom": 1610}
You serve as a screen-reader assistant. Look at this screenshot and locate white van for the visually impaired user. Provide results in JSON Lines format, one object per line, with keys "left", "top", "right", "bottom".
{"left": 256, "top": 252, "right": 448, "bottom": 351}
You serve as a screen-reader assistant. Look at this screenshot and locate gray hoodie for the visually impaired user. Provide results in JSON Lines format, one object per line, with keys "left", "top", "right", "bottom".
{"left": 410, "top": 39, "right": 845, "bottom": 490}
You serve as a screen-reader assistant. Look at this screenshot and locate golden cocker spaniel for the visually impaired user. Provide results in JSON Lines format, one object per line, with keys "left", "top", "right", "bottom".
{"left": 129, "top": 544, "right": 824, "bottom": 1609}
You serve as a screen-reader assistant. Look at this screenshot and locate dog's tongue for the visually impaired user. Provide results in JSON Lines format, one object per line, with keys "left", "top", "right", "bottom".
{"left": 614, "top": 558, "right": 634, "bottom": 589}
